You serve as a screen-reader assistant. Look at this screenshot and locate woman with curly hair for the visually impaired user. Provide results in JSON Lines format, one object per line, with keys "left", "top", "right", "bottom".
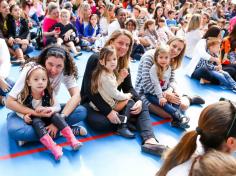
{"left": 6, "top": 44, "right": 87, "bottom": 145}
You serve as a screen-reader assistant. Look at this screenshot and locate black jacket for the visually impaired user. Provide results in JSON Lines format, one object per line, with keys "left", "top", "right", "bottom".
{"left": 6, "top": 15, "right": 29, "bottom": 39}
{"left": 81, "top": 53, "right": 140, "bottom": 116}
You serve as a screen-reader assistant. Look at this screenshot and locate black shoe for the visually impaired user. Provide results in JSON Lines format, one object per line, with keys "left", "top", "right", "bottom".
{"left": 171, "top": 120, "right": 190, "bottom": 129}
{"left": 219, "top": 97, "right": 230, "bottom": 102}
{"left": 128, "top": 123, "right": 137, "bottom": 131}
{"left": 184, "top": 95, "right": 205, "bottom": 105}
{"left": 141, "top": 143, "right": 168, "bottom": 156}
{"left": 117, "top": 124, "right": 135, "bottom": 138}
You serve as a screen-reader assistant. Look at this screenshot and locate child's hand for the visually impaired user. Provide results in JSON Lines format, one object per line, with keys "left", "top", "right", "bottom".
{"left": 215, "top": 65, "right": 222, "bottom": 71}
{"left": 46, "top": 124, "right": 58, "bottom": 138}
{"left": 159, "top": 97, "right": 167, "bottom": 106}
{"left": 35, "top": 106, "right": 46, "bottom": 113}
{"left": 23, "top": 114, "right": 32, "bottom": 124}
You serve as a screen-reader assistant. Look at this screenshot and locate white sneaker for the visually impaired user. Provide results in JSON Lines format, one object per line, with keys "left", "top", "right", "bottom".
{"left": 17, "top": 140, "right": 26, "bottom": 146}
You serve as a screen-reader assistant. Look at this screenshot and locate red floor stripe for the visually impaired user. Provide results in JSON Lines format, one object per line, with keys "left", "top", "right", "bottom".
{"left": 0, "top": 119, "right": 170, "bottom": 160}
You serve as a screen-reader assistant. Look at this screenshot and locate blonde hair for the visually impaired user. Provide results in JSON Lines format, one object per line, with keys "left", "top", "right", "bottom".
{"left": 190, "top": 150, "right": 236, "bottom": 176}
{"left": 60, "top": 9, "right": 70, "bottom": 17}
{"left": 187, "top": 14, "right": 201, "bottom": 32}
{"left": 153, "top": 45, "right": 170, "bottom": 80}
{"left": 105, "top": 29, "right": 133, "bottom": 71}
{"left": 47, "top": 2, "right": 59, "bottom": 15}
{"left": 167, "top": 37, "right": 186, "bottom": 70}
{"left": 91, "top": 46, "right": 117, "bottom": 94}
{"left": 18, "top": 65, "right": 53, "bottom": 106}
{"left": 157, "top": 101, "right": 236, "bottom": 176}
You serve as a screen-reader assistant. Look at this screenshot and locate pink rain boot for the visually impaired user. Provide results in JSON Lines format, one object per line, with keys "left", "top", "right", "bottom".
{"left": 40, "top": 134, "right": 63, "bottom": 160}
{"left": 61, "top": 126, "right": 83, "bottom": 150}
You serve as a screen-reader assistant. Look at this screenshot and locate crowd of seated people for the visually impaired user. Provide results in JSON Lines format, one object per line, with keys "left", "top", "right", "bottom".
{"left": 0, "top": 0, "right": 236, "bottom": 172}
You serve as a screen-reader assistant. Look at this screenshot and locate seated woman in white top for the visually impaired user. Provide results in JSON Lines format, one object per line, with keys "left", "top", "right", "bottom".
{"left": 184, "top": 14, "right": 203, "bottom": 59}
{"left": 157, "top": 99, "right": 236, "bottom": 176}
{"left": 0, "top": 38, "right": 14, "bottom": 106}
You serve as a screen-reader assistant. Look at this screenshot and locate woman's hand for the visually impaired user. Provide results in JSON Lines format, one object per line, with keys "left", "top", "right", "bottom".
{"left": 46, "top": 124, "right": 58, "bottom": 138}
{"left": 107, "top": 110, "right": 121, "bottom": 124}
{"left": 23, "top": 114, "right": 32, "bottom": 124}
{"left": 8, "top": 37, "right": 14, "bottom": 46}
{"left": 165, "top": 91, "right": 181, "bottom": 105}
{"left": 14, "top": 38, "right": 22, "bottom": 44}
{"left": 33, "top": 109, "right": 54, "bottom": 118}
{"left": 0, "top": 78, "right": 11, "bottom": 93}
{"left": 130, "top": 100, "right": 142, "bottom": 115}
{"left": 119, "top": 68, "right": 129, "bottom": 80}
{"left": 159, "top": 97, "right": 167, "bottom": 107}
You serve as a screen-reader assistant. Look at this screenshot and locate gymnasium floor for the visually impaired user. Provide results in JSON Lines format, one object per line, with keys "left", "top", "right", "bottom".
{"left": 0, "top": 51, "right": 235, "bottom": 176}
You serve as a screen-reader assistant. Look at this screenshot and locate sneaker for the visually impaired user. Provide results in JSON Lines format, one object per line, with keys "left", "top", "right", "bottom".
{"left": 232, "top": 86, "right": 236, "bottom": 93}
{"left": 17, "top": 140, "right": 27, "bottom": 146}
{"left": 171, "top": 120, "right": 190, "bottom": 129}
{"left": 74, "top": 52, "right": 82, "bottom": 58}
{"left": 71, "top": 125, "right": 87, "bottom": 136}
{"left": 183, "top": 95, "right": 205, "bottom": 105}
{"left": 117, "top": 123, "right": 135, "bottom": 138}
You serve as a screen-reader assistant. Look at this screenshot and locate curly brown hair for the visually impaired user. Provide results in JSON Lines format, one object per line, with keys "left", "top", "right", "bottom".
{"left": 32, "top": 44, "right": 79, "bottom": 79}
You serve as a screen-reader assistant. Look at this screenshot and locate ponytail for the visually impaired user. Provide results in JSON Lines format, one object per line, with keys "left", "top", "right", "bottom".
{"left": 157, "top": 131, "right": 198, "bottom": 176}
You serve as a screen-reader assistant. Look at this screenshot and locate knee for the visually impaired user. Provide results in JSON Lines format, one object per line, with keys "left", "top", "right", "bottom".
{"left": 77, "top": 105, "right": 87, "bottom": 120}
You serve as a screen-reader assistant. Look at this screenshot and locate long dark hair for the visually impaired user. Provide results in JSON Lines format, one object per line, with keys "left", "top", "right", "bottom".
{"left": 203, "top": 25, "right": 221, "bottom": 39}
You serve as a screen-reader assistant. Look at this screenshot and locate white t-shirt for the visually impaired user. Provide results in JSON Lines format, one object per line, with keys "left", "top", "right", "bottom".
{"left": 185, "top": 29, "right": 202, "bottom": 58}
{"left": 108, "top": 20, "right": 121, "bottom": 37}
{"left": 0, "top": 39, "right": 11, "bottom": 79}
{"left": 9, "top": 62, "right": 78, "bottom": 99}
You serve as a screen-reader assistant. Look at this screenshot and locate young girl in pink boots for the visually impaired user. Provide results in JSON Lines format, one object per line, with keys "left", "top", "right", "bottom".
{"left": 16, "top": 64, "right": 82, "bottom": 160}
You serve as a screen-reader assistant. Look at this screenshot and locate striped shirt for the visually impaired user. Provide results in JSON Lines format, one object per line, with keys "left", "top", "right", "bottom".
{"left": 135, "top": 49, "right": 176, "bottom": 106}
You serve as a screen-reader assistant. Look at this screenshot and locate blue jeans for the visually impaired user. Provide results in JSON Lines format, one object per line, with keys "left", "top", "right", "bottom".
{"left": 12, "top": 43, "right": 34, "bottom": 54}
{"left": 191, "top": 67, "right": 219, "bottom": 84}
{"left": 211, "top": 70, "right": 236, "bottom": 89}
{"left": 0, "top": 78, "right": 15, "bottom": 96}
{"left": 145, "top": 93, "right": 181, "bottom": 121}
{"left": 7, "top": 105, "right": 87, "bottom": 141}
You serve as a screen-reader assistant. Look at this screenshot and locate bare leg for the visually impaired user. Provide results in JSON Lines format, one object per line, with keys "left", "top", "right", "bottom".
{"left": 66, "top": 41, "right": 78, "bottom": 55}
{"left": 15, "top": 48, "right": 24, "bottom": 61}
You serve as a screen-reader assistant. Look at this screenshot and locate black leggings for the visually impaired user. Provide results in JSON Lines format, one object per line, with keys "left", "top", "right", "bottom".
{"left": 84, "top": 99, "right": 155, "bottom": 142}
{"left": 32, "top": 115, "right": 68, "bottom": 138}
